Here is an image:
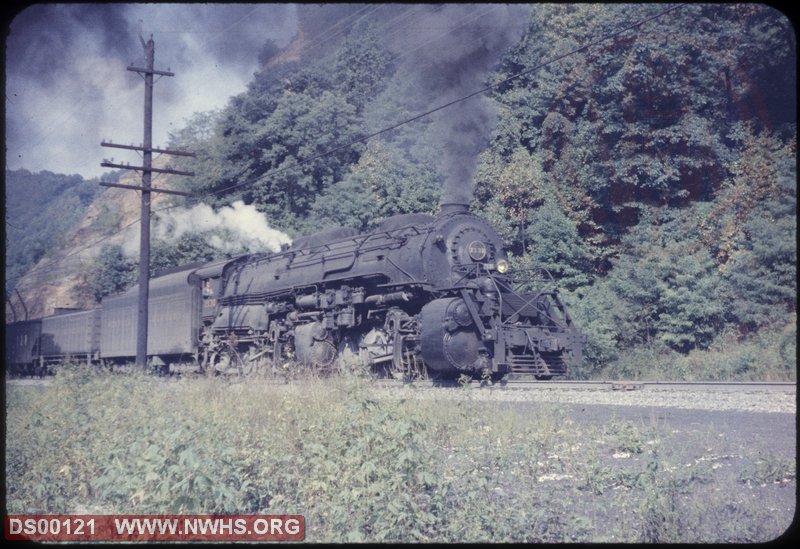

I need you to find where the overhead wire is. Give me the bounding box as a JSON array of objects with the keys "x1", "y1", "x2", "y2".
[
  {"x1": 12, "y1": 3, "x2": 686, "y2": 289},
  {"x1": 174, "y1": 5, "x2": 507, "y2": 202},
  {"x1": 186, "y1": 3, "x2": 687, "y2": 204},
  {"x1": 9, "y1": 5, "x2": 280, "y2": 183},
  {"x1": 385, "y1": 4, "x2": 500, "y2": 65},
  {"x1": 144, "y1": 4, "x2": 266, "y2": 35},
  {"x1": 297, "y1": 4, "x2": 383, "y2": 55},
  {"x1": 74, "y1": 3, "x2": 690, "y2": 252},
  {"x1": 11, "y1": 5, "x2": 391, "y2": 286},
  {"x1": 369, "y1": 4, "x2": 427, "y2": 41}
]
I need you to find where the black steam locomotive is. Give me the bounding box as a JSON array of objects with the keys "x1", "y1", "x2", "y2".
[{"x1": 6, "y1": 203, "x2": 582, "y2": 380}]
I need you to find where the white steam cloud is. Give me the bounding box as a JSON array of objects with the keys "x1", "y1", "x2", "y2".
[{"x1": 122, "y1": 201, "x2": 291, "y2": 257}]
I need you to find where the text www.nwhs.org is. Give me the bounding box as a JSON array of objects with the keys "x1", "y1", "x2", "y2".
[{"x1": 119, "y1": 517, "x2": 302, "y2": 536}]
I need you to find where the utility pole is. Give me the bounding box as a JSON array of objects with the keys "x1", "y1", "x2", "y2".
[{"x1": 100, "y1": 35, "x2": 195, "y2": 369}]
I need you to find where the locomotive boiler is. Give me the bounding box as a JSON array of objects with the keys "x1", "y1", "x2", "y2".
[{"x1": 200, "y1": 202, "x2": 582, "y2": 380}]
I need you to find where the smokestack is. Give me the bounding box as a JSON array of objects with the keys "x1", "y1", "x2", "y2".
[{"x1": 439, "y1": 201, "x2": 470, "y2": 216}]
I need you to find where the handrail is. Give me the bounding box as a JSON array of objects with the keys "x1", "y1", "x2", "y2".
[{"x1": 491, "y1": 270, "x2": 565, "y2": 327}]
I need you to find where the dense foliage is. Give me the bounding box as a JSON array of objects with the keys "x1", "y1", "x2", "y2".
[
  {"x1": 9, "y1": 4, "x2": 795, "y2": 378},
  {"x1": 88, "y1": 231, "x2": 251, "y2": 301},
  {"x1": 473, "y1": 4, "x2": 796, "y2": 376},
  {"x1": 87, "y1": 235, "x2": 221, "y2": 301}
]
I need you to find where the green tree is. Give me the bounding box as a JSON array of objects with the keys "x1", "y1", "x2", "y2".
[
  {"x1": 488, "y1": 3, "x2": 794, "y2": 243},
  {"x1": 5, "y1": 169, "x2": 104, "y2": 292},
  {"x1": 474, "y1": 147, "x2": 546, "y2": 255},
  {"x1": 516, "y1": 196, "x2": 593, "y2": 291},
  {"x1": 249, "y1": 90, "x2": 364, "y2": 231},
  {"x1": 303, "y1": 177, "x2": 375, "y2": 232},
  {"x1": 562, "y1": 281, "x2": 636, "y2": 376},
  {"x1": 88, "y1": 232, "x2": 231, "y2": 301},
  {"x1": 607, "y1": 206, "x2": 726, "y2": 352},
  {"x1": 331, "y1": 21, "x2": 391, "y2": 113},
  {"x1": 697, "y1": 128, "x2": 796, "y2": 331},
  {"x1": 166, "y1": 16, "x2": 400, "y2": 234},
  {"x1": 89, "y1": 245, "x2": 137, "y2": 300},
  {"x1": 722, "y1": 179, "x2": 797, "y2": 330},
  {"x1": 150, "y1": 233, "x2": 221, "y2": 276},
  {"x1": 351, "y1": 141, "x2": 439, "y2": 224}
]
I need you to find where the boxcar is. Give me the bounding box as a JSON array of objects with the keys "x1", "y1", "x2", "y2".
[
  {"x1": 100, "y1": 266, "x2": 201, "y2": 360},
  {"x1": 40, "y1": 308, "x2": 101, "y2": 363}
]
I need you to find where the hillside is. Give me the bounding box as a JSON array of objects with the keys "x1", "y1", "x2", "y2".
[
  {"x1": 5, "y1": 170, "x2": 101, "y2": 295},
  {"x1": 3, "y1": 5, "x2": 357, "y2": 322},
  {"x1": 6, "y1": 161, "x2": 173, "y2": 321},
  {"x1": 5, "y1": 4, "x2": 795, "y2": 379}
]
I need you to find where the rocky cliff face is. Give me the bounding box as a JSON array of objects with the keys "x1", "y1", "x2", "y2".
[{"x1": 6, "y1": 160, "x2": 173, "y2": 322}]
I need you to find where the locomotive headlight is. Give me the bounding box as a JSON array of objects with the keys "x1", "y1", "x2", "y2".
[
  {"x1": 495, "y1": 259, "x2": 509, "y2": 274},
  {"x1": 467, "y1": 240, "x2": 487, "y2": 261}
]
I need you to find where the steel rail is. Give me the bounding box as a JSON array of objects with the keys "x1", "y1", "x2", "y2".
[
  {"x1": 371, "y1": 378, "x2": 796, "y2": 392},
  {"x1": 7, "y1": 375, "x2": 795, "y2": 393}
]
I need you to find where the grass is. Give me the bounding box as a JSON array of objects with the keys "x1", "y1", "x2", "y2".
[{"x1": 5, "y1": 364, "x2": 795, "y2": 542}]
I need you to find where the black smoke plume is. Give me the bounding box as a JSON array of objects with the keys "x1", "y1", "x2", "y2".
[{"x1": 386, "y1": 4, "x2": 530, "y2": 206}]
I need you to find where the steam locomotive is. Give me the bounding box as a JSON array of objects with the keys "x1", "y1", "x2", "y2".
[{"x1": 6, "y1": 203, "x2": 582, "y2": 380}]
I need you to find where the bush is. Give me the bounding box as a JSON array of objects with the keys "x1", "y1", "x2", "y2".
[{"x1": 595, "y1": 316, "x2": 796, "y2": 381}]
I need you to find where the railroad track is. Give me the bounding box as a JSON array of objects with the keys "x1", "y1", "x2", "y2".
[
  {"x1": 373, "y1": 378, "x2": 797, "y2": 393},
  {"x1": 7, "y1": 376, "x2": 795, "y2": 394},
  {"x1": 9, "y1": 374, "x2": 792, "y2": 415}
]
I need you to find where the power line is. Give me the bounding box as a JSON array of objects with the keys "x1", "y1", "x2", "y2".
[
  {"x1": 12, "y1": 3, "x2": 687, "y2": 289},
  {"x1": 8, "y1": 214, "x2": 143, "y2": 284},
  {"x1": 298, "y1": 4, "x2": 383, "y2": 55},
  {"x1": 194, "y1": 3, "x2": 687, "y2": 202},
  {"x1": 99, "y1": 4, "x2": 692, "y2": 220},
  {"x1": 386, "y1": 4, "x2": 500, "y2": 65},
  {"x1": 371, "y1": 4, "x2": 427, "y2": 39},
  {"x1": 143, "y1": 5, "x2": 264, "y2": 35}
]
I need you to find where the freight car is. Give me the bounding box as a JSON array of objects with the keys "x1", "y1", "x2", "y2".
[
  {"x1": 4, "y1": 204, "x2": 583, "y2": 380},
  {"x1": 6, "y1": 319, "x2": 42, "y2": 376},
  {"x1": 40, "y1": 309, "x2": 101, "y2": 367}
]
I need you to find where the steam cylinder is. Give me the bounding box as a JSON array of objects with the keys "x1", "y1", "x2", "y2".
[{"x1": 419, "y1": 297, "x2": 484, "y2": 373}]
